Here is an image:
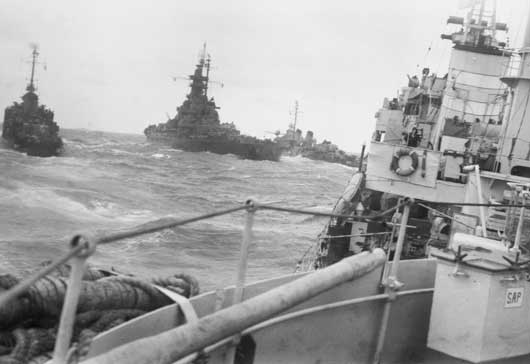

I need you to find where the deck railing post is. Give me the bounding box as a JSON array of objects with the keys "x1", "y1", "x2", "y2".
[
  {"x1": 52, "y1": 235, "x2": 96, "y2": 364},
  {"x1": 224, "y1": 200, "x2": 256, "y2": 364},
  {"x1": 474, "y1": 165, "x2": 488, "y2": 237},
  {"x1": 513, "y1": 190, "x2": 528, "y2": 252},
  {"x1": 372, "y1": 199, "x2": 411, "y2": 364},
  {"x1": 233, "y1": 201, "x2": 256, "y2": 303}
]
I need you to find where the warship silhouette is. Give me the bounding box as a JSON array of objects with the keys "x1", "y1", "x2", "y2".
[
  {"x1": 144, "y1": 46, "x2": 281, "y2": 162},
  {"x1": 274, "y1": 101, "x2": 359, "y2": 167},
  {"x1": 2, "y1": 46, "x2": 63, "y2": 157}
]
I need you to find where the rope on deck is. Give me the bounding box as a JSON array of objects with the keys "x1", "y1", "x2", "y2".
[{"x1": 0, "y1": 264, "x2": 199, "y2": 363}]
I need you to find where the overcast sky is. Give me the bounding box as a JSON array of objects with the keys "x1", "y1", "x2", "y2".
[{"x1": 0, "y1": 0, "x2": 528, "y2": 152}]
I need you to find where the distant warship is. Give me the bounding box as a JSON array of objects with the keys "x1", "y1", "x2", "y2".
[
  {"x1": 144, "y1": 46, "x2": 282, "y2": 162},
  {"x1": 2, "y1": 47, "x2": 63, "y2": 157},
  {"x1": 275, "y1": 101, "x2": 359, "y2": 167}
]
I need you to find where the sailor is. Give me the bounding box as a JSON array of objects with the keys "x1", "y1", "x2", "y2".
[
  {"x1": 389, "y1": 98, "x2": 399, "y2": 110},
  {"x1": 421, "y1": 68, "x2": 430, "y2": 88},
  {"x1": 407, "y1": 74, "x2": 420, "y2": 88},
  {"x1": 407, "y1": 127, "x2": 422, "y2": 147}
]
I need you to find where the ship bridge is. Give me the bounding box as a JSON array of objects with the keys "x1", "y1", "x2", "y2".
[{"x1": 366, "y1": 0, "x2": 525, "y2": 203}]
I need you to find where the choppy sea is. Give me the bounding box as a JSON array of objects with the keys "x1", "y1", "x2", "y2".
[{"x1": 0, "y1": 129, "x2": 354, "y2": 291}]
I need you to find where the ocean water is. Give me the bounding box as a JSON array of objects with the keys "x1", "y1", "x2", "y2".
[{"x1": 0, "y1": 129, "x2": 354, "y2": 291}]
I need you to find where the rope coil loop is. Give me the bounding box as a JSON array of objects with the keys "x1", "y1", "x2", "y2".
[
  {"x1": 245, "y1": 199, "x2": 257, "y2": 213},
  {"x1": 70, "y1": 234, "x2": 97, "y2": 259},
  {"x1": 390, "y1": 148, "x2": 419, "y2": 177}
]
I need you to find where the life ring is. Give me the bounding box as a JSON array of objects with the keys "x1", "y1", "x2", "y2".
[{"x1": 390, "y1": 149, "x2": 419, "y2": 177}]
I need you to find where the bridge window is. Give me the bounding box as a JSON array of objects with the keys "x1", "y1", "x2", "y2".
[{"x1": 511, "y1": 166, "x2": 530, "y2": 178}]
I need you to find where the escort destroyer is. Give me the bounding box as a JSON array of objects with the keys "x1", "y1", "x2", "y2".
[
  {"x1": 275, "y1": 101, "x2": 360, "y2": 167},
  {"x1": 2, "y1": 46, "x2": 63, "y2": 157}
]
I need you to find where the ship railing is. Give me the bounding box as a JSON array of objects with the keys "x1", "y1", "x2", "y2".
[{"x1": 0, "y1": 200, "x2": 391, "y2": 364}]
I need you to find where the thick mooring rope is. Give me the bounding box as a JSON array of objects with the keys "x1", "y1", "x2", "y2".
[{"x1": 0, "y1": 264, "x2": 199, "y2": 364}]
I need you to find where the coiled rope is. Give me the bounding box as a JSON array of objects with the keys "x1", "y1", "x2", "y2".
[{"x1": 0, "y1": 263, "x2": 199, "y2": 363}]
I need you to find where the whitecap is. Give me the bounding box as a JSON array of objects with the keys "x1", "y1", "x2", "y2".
[
  {"x1": 8, "y1": 184, "x2": 155, "y2": 224},
  {"x1": 110, "y1": 148, "x2": 141, "y2": 156},
  {"x1": 281, "y1": 155, "x2": 311, "y2": 163}
]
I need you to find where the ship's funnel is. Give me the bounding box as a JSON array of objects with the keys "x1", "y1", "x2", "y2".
[{"x1": 522, "y1": 10, "x2": 530, "y2": 49}]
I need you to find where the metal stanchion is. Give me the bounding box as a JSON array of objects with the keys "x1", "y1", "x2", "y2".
[
  {"x1": 52, "y1": 235, "x2": 95, "y2": 364},
  {"x1": 224, "y1": 201, "x2": 255, "y2": 364},
  {"x1": 372, "y1": 199, "x2": 411, "y2": 364}
]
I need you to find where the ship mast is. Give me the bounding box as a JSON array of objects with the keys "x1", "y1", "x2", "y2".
[
  {"x1": 205, "y1": 55, "x2": 211, "y2": 98},
  {"x1": 292, "y1": 100, "x2": 299, "y2": 132},
  {"x1": 181, "y1": 44, "x2": 223, "y2": 101},
  {"x1": 27, "y1": 46, "x2": 38, "y2": 93},
  {"x1": 201, "y1": 43, "x2": 211, "y2": 98}
]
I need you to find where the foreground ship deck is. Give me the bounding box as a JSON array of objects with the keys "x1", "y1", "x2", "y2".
[
  {"x1": 417, "y1": 350, "x2": 530, "y2": 364},
  {"x1": 2, "y1": 199, "x2": 530, "y2": 363}
]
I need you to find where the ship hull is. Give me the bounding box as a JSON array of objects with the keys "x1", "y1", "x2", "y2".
[
  {"x1": 300, "y1": 149, "x2": 357, "y2": 167},
  {"x1": 1, "y1": 135, "x2": 62, "y2": 157},
  {"x1": 279, "y1": 145, "x2": 358, "y2": 167},
  {"x1": 2, "y1": 94, "x2": 63, "y2": 157},
  {"x1": 146, "y1": 134, "x2": 282, "y2": 162}
]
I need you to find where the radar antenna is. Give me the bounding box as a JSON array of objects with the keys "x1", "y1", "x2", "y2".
[
  {"x1": 442, "y1": 0, "x2": 507, "y2": 50},
  {"x1": 172, "y1": 43, "x2": 224, "y2": 98}
]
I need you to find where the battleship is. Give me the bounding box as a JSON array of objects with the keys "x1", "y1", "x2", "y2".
[
  {"x1": 5, "y1": 2, "x2": 530, "y2": 364},
  {"x1": 2, "y1": 47, "x2": 63, "y2": 157},
  {"x1": 144, "y1": 47, "x2": 282, "y2": 162},
  {"x1": 275, "y1": 101, "x2": 359, "y2": 167}
]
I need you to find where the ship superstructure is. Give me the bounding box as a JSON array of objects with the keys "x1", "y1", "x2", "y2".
[
  {"x1": 2, "y1": 46, "x2": 63, "y2": 157},
  {"x1": 304, "y1": 0, "x2": 530, "y2": 269}
]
